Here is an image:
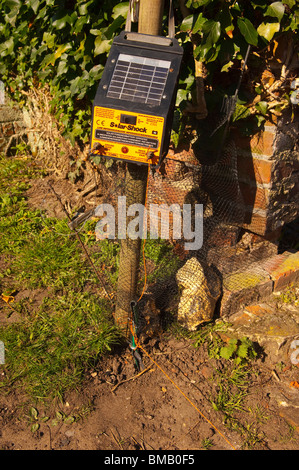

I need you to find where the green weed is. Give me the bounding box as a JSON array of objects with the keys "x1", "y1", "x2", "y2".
[
  {"x1": 219, "y1": 337, "x2": 257, "y2": 364},
  {"x1": 0, "y1": 291, "x2": 121, "y2": 401}
]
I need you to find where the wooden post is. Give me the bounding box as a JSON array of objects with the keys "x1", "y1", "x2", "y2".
[
  {"x1": 114, "y1": 0, "x2": 165, "y2": 337},
  {"x1": 138, "y1": 0, "x2": 165, "y2": 35}
]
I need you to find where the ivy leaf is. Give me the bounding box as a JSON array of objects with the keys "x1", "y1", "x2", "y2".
[
  {"x1": 0, "y1": 37, "x2": 14, "y2": 57},
  {"x1": 5, "y1": 0, "x2": 21, "y2": 12},
  {"x1": 257, "y1": 22, "x2": 280, "y2": 41},
  {"x1": 94, "y1": 36, "x2": 111, "y2": 56},
  {"x1": 52, "y1": 12, "x2": 71, "y2": 30},
  {"x1": 78, "y1": 0, "x2": 93, "y2": 15},
  {"x1": 180, "y1": 15, "x2": 194, "y2": 32},
  {"x1": 56, "y1": 59, "x2": 68, "y2": 77},
  {"x1": 73, "y1": 16, "x2": 87, "y2": 34},
  {"x1": 283, "y1": 0, "x2": 295, "y2": 7},
  {"x1": 237, "y1": 17, "x2": 258, "y2": 46},
  {"x1": 192, "y1": 13, "x2": 206, "y2": 34},
  {"x1": 186, "y1": 0, "x2": 213, "y2": 6},
  {"x1": 89, "y1": 64, "x2": 104, "y2": 81},
  {"x1": 176, "y1": 88, "x2": 189, "y2": 106},
  {"x1": 112, "y1": 2, "x2": 129, "y2": 20},
  {"x1": 54, "y1": 44, "x2": 71, "y2": 60},
  {"x1": 232, "y1": 103, "x2": 251, "y2": 121},
  {"x1": 265, "y1": 2, "x2": 285, "y2": 22},
  {"x1": 29, "y1": 0, "x2": 40, "y2": 14},
  {"x1": 105, "y1": 16, "x2": 125, "y2": 39},
  {"x1": 202, "y1": 20, "x2": 221, "y2": 46},
  {"x1": 43, "y1": 32, "x2": 55, "y2": 48},
  {"x1": 255, "y1": 100, "x2": 268, "y2": 115},
  {"x1": 221, "y1": 61, "x2": 234, "y2": 72}
]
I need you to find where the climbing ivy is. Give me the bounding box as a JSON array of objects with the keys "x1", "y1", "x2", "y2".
[
  {"x1": 177, "y1": 0, "x2": 298, "y2": 135},
  {"x1": 0, "y1": 0, "x2": 298, "y2": 147},
  {"x1": 0, "y1": 0, "x2": 129, "y2": 144}
]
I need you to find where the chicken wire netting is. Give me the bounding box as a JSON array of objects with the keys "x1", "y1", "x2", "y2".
[{"x1": 87, "y1": 96, "x2": 270, "y2": 341}]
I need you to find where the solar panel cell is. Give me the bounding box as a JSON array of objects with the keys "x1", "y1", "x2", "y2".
[{"x1": 107, "y1": 54, "x2": 170, "y2": 105}]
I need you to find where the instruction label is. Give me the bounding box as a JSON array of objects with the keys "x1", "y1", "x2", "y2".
[{"x1": 91, "y1": 106, "x2": 164, "y2": 165}]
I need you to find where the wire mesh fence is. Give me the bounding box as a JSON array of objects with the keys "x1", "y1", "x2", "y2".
[{"x1": 87, "y1": 99, "x2": 270, "y2": 341}]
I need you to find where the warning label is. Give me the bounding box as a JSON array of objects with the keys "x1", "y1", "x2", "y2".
[
  {"x1": 91, "y1": 106, "x2": 164, "y2": 165},
  {"x1": 95, "y1": 130, "x2": 159, "y2": 149}
]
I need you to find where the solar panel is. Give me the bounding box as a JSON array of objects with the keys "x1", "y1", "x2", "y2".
[{"x1": 107, "y1": 54, "x2": 171, "y2": 105}]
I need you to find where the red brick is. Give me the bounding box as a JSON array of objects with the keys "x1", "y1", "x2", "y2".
[
  {"x1": 239, "y1": 181, "x2": 269, "y2": 211},
  {"x1": 237, "y1": 155, "x2": 274, "y2": 185},
  {"x1": 243, "y1": 211, "x2": 269, "y2": 236},
  {"x1": 250, "y1": 130, "x2": 276, "y2": 156},
  {"x1": 234, "y1": 126, "x2": 276, "y2": 157},
  {"x1": 262, "y1": 252, "x2": 299, "y2": 291}
]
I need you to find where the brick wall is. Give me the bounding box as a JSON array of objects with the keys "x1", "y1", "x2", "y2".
[
  {"x1": 234, "y1": 113, "x2": 299, "y2": 237},
  {"x1": 148, "y1": 110, "x2": 299, "y2": 242}
]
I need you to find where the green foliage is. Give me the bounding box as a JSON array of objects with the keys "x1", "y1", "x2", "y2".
[
  {"x1": 0, "y1": 0, "x2": 129, "y2": 144},
  {"x1": 193, "y1": 322, "x2": 257, "y2": 365},
  {"x1": 220, "y1": 337, "x2": 257, "y2": 364},
  {"x1": 175, "y1": 0, "x2": 299, "y2": 133},
  {"x1": 181, "y1": 0, "x2": 298, "y2": 60},
  {"x1": 0, "y1": 0, "x2": 297, "y2": 148}
]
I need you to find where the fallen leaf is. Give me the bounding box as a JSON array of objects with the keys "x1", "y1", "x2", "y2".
[
  {"x1": 1, "y1": 293, "x2": 14, "y2": 304},
  {"x1": 289, "y1": 381, "x2": 299, "y2": 389}
]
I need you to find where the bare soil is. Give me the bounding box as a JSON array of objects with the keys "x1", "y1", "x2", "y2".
[
  {"x1": 1, "y1": 334, "x2": 299, "y2": 452},
  {"x1": 1, "y1": 173, "x2": 299, "y2": 452}
]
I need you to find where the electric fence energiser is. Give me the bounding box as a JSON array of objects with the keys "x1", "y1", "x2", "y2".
[{"x1": 90, "y1": 30, "x2": 183, "y2": 168}]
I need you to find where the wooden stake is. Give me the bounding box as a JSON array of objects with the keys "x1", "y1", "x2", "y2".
[{"x1": 114, "y1": 0, "x2": 165, "y2": 337}]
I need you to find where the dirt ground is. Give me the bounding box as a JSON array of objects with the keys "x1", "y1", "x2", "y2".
[
  {"x1": 1, "y1": 173, "x2": 299, "y2": 452},
  {"x1": 1, "y1": 333, "x2": 299, "y2": 452}
]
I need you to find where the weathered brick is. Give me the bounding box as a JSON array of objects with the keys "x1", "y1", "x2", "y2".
[
  {"x1": 237, "y1": 154, "x2": 274, "y2": 185},
  {"x1": 239, "y1": 181, "x2": 270, "y2": 211},
  {"x1": 220, "y1": 267, "x2": 273, "y2": 317},
  {"x1": 262, "y1": 251, "x2": 299, "y2": 291},
  {"x1": 233, "y1": 125, "x2": 276, "y2": 158},
  {"x1": 220, "y1": 279, "x2": 273, "y2": 318}
]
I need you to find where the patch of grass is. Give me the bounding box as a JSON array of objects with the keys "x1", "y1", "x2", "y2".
[
  {"x1": 211, "y1": 363, "x2": 251, "y2": 416},
  {"x1": 0, "y1": 291, "x2": 121, "y2": 401},
  {"x1": 0, "y1": 211, "x2": 95, "y2": 293},
  {"x1": 0, "y1": 153, "x2": 122, "y2": 403},
  {"x1": 201, "y1": 437, "x2": 214, "y2": 450}
]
